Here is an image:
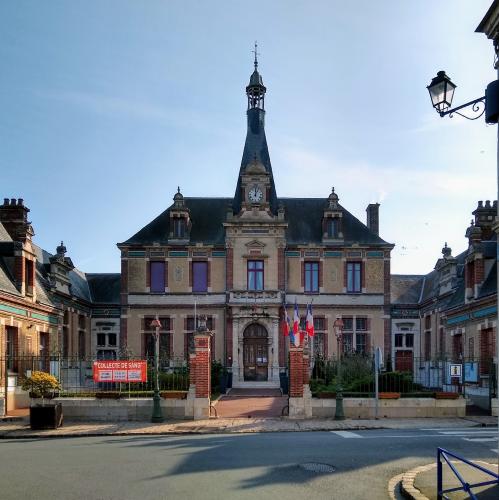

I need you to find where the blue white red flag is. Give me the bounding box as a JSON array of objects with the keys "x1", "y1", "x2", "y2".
[
  {"x1": 306, "y1": 303, "x2": 315, "y2": 337},
  {"x1": 293, "y1": 302, "x2": 300, "y2": 347},
  {"x1": 283, "y1": 305, "x2": 290, "y2": 337}
]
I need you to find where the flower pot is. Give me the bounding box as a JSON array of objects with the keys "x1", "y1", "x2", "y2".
[
  {"x1": 317, "y1": 391, "x2": 336, "y2": 399},
  {"x1": 434, "y1": 391, "x2": 459, "y2": 400},
  {"x1": 96, "y1": 392, "x2": 122, "y2": 399},
  {"x1": 379, "y1": 392, "x2": 400, "y2": 399},
  {"x1": 160, "y1": 391, "x2": 187, "y2": 399},
  {"x1": 30, "y1": 402, "x2": 63, "y2": 430}
]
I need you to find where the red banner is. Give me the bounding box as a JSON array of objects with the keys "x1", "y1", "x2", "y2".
[{"x1": 92, "y1": 360, "x2": 147, "y2": 383}]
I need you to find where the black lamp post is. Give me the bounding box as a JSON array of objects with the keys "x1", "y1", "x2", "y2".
[
  {"x1": 333, "y1": 317, "x2": 345, "y2": 421},
  {"x1": 150, "y1": 316, "x2": 164, "y2": 423}
]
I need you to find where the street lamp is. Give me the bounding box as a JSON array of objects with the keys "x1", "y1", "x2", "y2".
[
  {"x1": 427, "y1": 70, "x2": 499, "y2": 121},
  {"x1": 333, "y1": 317, "x2": 345, "y2": 421},
  {"x1": 150, "y1": 316, "x2": 164, "y2": 423}
]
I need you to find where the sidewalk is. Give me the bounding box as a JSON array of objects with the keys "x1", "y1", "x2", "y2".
[{"x1": 0, "y1": 415, "x2": 496, "y2": 439}]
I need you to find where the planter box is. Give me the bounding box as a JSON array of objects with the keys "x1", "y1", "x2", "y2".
[
  {"x1": 30, "y1": 403, "x2": 63, "y2": 430},
  {"x1": 379, "y1": 392, "x2": 401, "y2": 399},
  {"x1": 317, "y1": 392, "x2": 336, "y2": 399},
  {"x1": 96, "y1": 392, "x2": 122, "y2": 400},
  {"x1": 161, "y1": 391, "x2": 187, "y2": 400},
  {"x1": 434, "y1": 392, "x2": 459, "y2": 400}
]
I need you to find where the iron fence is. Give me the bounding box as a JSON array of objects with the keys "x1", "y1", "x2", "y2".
[
  {"x1": 0, "y1": 355, "x2": 190, "y2": 396},
  {"x1": 310, "y1": 354, "x2": 497, "y2": 397}
]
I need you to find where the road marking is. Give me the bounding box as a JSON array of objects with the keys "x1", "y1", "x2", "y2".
[
  {"x1": 421, "y1": 427, "x2": 498, "y2": 431},
  {"x1": 438, "y1": 430, "x2": 496, "y2": 435},
  {"x1": 462, "y1": 438, "x2": 497, "y2": 442},
  {"x1": 331, "y1": 431, "x2": 363, "y2": 438}
]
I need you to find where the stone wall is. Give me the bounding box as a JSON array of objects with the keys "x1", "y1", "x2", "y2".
[
  {"x1": 54, "y1": 397, "x2": 191, "y2": 421},
  {"x1": 311, "y1": 397, "x2": 466, "y2": 418}
]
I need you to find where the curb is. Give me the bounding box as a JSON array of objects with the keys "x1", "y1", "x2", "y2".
[
  {"x1": 0, "y1": 424, "x2": 389, "y2": 439},
  {"x1": 400, "y1": 463, "x2": 434, "y2": 500},
  {"x1": 400, "y1": 460, "x2": 499, "y2": 500}
]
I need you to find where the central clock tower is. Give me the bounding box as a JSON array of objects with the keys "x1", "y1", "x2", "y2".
[{"x1": 232, "y1": 48, "x2": 278, "y2": 217}]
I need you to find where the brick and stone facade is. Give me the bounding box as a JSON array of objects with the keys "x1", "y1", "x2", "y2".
[{"x1": 117, "y1": 59, "x2": 394, "y2": 388}]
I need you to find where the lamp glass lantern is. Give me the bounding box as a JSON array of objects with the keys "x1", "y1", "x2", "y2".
[{"x1": 427, "y1": 71, "x2": 456, "y2": 113}]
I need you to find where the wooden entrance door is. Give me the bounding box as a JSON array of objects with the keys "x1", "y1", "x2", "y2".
[
  {"x1": 395, "y1": 350, "x2": 413, "y2": 372},
  {"x1": 243, "y1": 323, "x2": 268, "y2": 381}
]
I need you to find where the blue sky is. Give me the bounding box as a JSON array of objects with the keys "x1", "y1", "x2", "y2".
[{"x1": 1, "y1": 1, "x2": 497, "y2": 274}]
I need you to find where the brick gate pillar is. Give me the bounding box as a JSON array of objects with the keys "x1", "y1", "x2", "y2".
[
  {"x1": 289, "y1": 346, "x2": 304, "y2": 397},
  {"x1": 186, "y1": 316, "x2": 212, "y2": 420},
  {"x1": 194, "y1": 331, "x2": 211, "y2": 399}
]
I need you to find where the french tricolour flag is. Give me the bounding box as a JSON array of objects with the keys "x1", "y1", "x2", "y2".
[
  {"x1": 283, "y1": 305, "x2": 290, "y2": 337},
  {"x1": 306, "y1": 303, "x2": 315, "y2": 337},
  {"x1": 293, "y1": 302, "x2": 300, "y2": 347}
]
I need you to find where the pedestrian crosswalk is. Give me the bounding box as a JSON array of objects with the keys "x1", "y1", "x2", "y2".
[
  {"x1": 330, "y1": 427, "x2": 498, "y2": 454},
  {"x1": 331, "y1": 431, "x2": 363, "y2": 438}
]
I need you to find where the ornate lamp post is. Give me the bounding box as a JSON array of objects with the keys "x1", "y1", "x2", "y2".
[
  {"x1": 333, "y1": 317, "x2": 345, "y2": 421},
  {"x1": 150, "y1": 316, "x2": 164, "y2": 423}
]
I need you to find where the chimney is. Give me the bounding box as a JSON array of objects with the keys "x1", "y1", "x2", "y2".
[
  {"x1": 366, "y1": 203, "x2": 380, "y2": 236},
  {"x1": 472, "y1": 199, "x2": 497, "y2": 240},
  {"x1": 0, "y1": 198, "x2": 31, "y2": 242}
]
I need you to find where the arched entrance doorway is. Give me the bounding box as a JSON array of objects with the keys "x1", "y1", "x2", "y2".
[{"x1": 243, "y1": 323, "x2": 268, "y2": 381}]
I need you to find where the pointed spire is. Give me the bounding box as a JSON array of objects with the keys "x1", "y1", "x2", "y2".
[{"x1": 252, "y1": 41, "x2": 259, "y2": 70}]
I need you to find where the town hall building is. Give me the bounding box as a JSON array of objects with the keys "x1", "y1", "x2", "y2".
[{"x1": 117, "y1": 57, "x2": 394, "y2": 387}]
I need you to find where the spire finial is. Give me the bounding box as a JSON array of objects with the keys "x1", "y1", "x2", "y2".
[
  {"x1": 177, "y1": 186, "x2": 180, "y2": 194},
  {"x1": 252, "y1": 41, "x2": 259, "y2": 69}
]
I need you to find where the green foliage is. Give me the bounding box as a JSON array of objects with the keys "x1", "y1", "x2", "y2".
[
  {"x1": 21, "y1": 371, "x2": 61, "y2": 398},
  {"x1": 211, "y1": 360, "x2": 227, "y2": 394}
]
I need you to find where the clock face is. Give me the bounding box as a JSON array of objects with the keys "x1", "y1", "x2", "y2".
[{"x1": 248, "y1": 186, "x2": 263, "y2": 203}]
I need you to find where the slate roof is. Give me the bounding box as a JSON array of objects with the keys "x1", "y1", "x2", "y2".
[
  {"x1": 0, "y1": 221, "x2": 12, "y2": 242},
  {"x1": 391, "y1": 275, "x2": 424, "y2": 304},
  {"x1": 87, "y1": 273, "x2": 120, "y2": 304},
  {"x1": 121, "y1": 197, "x2": 392, "y2": 247},
  {"x1": 478, "y1": 261, "x2": 496, "y2": 299},
  {"x1": 233, "y1": 107, "x2": 278, "y2": 215},
  {"x1": 0, "y1": 257, "x2": 20, "y2": 296}
]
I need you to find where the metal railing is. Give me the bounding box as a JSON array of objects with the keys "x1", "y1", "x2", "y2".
[
  {"x1": 1, "y1": 355, "x2": 190, "y2": 396},
  {"x1": 437, "y1": 448, "x2": 499, "y2": 500},
  {"x1": 310, "y1": 355, "x2": 496, "y2": 397}
]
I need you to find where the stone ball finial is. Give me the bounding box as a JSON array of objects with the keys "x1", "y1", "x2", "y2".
[
  {"x1": 56, "y1": 240, "x2": 67, "y2": 257},
  {"x1": 442, "y1": 242, "x2": 452, "y2": 258},
  {"x1": 173, "y1": 186, "x2": 183, "y2": 201}
]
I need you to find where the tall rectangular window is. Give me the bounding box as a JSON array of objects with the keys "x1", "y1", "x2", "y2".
[
  {"x1": 356, "y1": 333, "x2": 367, "y2": 354},
  {"x1": 6, "y1": 327, "x2": 18, "y2": 372},
  {"x1": 173, "y1": 218, "x2": 186, "y2": 238},
  {"x1": 247, "y1": 260, "x2": 264, "y2": 291},
  {"x1": 346, "y1": 262, "x2": 361, "y2": 293},
  {"x1": 192, "y1": 261, "x2": 208, "y2": 293},
  {"x1": 395, "y1": 334, "x2": 403, "y2": 347},
  {"x1": 327, "y1": 218, "x2": 338, "y2": 238},
  {"x1": 405, "y1": 334, "x2": 414, "y2": 348},
  {"x1": 150, "y1": 261, "x2": 165, "y2": 293},
  {"x1": 304, "y1": 262, "x2": 319, "y2": 293},
  {"x1": 25, "y1": 259, "x2": 34, "y2": 295}
]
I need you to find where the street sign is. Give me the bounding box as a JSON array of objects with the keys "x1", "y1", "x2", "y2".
[
  {"x1": 449, "y1": 364, "x2": 462, "y2": 378},
  {"x1": 93, "y1": 360, "x2": 147, "y2": 383}
]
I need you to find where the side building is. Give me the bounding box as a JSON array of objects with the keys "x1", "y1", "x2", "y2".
[
  {"x1": 0, "y1": 198, "x2": 120, "y2": 415},
  {"x1": 391, "y1": 200, "x2": 497, "y2": 408}
]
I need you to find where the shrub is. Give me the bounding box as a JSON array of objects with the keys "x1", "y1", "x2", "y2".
[{"x1": 21, "y1": 371, "x2": 61, "y2": 400}]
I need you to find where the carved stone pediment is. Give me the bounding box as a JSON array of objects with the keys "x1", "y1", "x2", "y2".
[{"x1": 245, "y1": 239, "x2": 266, "y2": 249}]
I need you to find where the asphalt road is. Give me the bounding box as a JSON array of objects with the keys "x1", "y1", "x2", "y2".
[{"x1": 1, "y1": 427, "x2": 497, "y2": 500}]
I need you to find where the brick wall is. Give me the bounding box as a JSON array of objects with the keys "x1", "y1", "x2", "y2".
[
  {"x1": 194, "y1": 334, "x2": 211, "y2": 398},
  {"x1": 289, "y1": 347, "x2": 304, "y2": 397}
]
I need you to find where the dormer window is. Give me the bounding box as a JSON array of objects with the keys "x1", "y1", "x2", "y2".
[
  {"x1": 327, "y1": 218, "x2": 339, "y2": 238},
  {"x1": 173, "y1": 218, "x2": 186, "y2": 238}
]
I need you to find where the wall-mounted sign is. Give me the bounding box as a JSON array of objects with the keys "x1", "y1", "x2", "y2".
[
  {"x1": 93, "y1": 360, "x2": 147, "y2": 383},
  {"x1": 449, "y1": 364, "x2": 462, "y2": 378}
]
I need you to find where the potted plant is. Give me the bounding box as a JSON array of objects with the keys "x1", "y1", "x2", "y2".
[{"x1": 21, "y1": 371, "x2": 63, "y2": 430}]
